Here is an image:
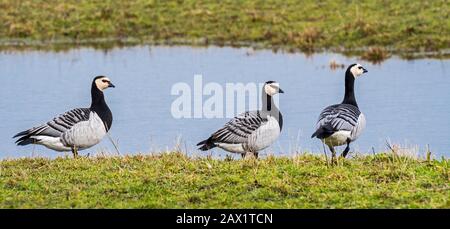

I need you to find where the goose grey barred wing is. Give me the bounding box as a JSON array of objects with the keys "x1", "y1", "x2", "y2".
[
  {"x1": 197, "y1": 111, "x2": 268, "y2": 151},
  {"x1": 14, "y1": 108, "x2": 91, "y2": 145},
  {"x1": 311, "y1": 104, "x2": 361, "y2": 139},
  {"x1": 211, "y1": 111, "x2": 268, "y2": 144},
  {"x1": 45, "y1": 108, "x2": 92, "y2": 135}
]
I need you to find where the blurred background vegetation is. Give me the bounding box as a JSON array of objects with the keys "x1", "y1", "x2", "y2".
[{"x1": 0, "y1": 0, "x2": 448, "y2": 58}]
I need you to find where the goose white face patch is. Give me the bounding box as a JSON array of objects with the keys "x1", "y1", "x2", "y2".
[
  {"x1": 95, "y1": 77, "x2": 112, "y2": 91},
  {"x1": 350, "y1": 63, "x2": 365, "y2": 78},
  {"x1": 264, "y1": 82, "x2": 280, "y2": 96}
]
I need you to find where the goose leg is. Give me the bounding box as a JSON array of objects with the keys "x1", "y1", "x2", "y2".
[
  {"x1": 341, "y1": 141, "x2": 351, "y2": 158},
  {"x1": 328, "y1": 145, "x2": 337, "y2": 164},
  {"x1": 71, "y1": 147, "x2": 78, "y2": 158}
]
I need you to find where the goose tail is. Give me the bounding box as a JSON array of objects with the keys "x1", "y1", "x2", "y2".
[
  {"x1": 13, "y1": 128, "x2": 41, "y2": 146},
  {"x1": 13, "y1": 130, "x2": 34, "y2": 146},
  {"x1": 311, "y1": 125, "x2": 334, "y2": 139},
  {"x1": 311, "y1": 130, "x2": 319, "y2": 138},
  {"x1": 197, "y1": 137, "x2": 216, "y2": 151}
]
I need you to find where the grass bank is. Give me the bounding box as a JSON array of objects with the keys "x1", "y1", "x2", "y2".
[
  {"x1": 1, "y1": 0, "x2": 449, "y2": 60},
  {"x1": 0, "y1": 153, "x2": 448, "y2": 208}
]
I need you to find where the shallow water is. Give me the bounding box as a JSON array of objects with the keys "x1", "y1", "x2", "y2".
[{"x1": 0, "y1": 46, "x2": 449, "y2": 158}]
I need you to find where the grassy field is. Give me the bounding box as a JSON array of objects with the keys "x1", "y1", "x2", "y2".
[
  {"x1": 0, "y1": 152, "x2": 448, "y2": 208},
  {"x1": 1, "y1": 0, "x2": 449, "y2": 60}
]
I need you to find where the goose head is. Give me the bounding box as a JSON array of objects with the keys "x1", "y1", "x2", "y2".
[
  {"x1": 264, "y1": 81, "x2": 284, "y2": 96},
  {"x1": 94, "y1": 76, "x2": 115, "y2": 91},
  {"x1": 347, "y1": 63, "x2": 368, "y2": 78}
]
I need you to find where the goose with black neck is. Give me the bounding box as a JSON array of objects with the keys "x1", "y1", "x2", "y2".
[
  {"x1": 311, "y1": 63, "x2": 368, "y2": 163},
  {"x1": 197, "y1": 81, "x2": 284, "y2": 158},
  {"x1": 14, "y1": 76, "x2": 115, "y2": 158}
]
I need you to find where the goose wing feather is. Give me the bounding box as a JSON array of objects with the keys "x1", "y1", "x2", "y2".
[
  {"x1": 14, "y1": 108, "x2": 91, "y2": 143},
  {"x1": 210, "y1": 111, "x2": 268, "y2": 144},
  {"x1": 313, "y1": 104, "x2": 361, "y2": 138}
]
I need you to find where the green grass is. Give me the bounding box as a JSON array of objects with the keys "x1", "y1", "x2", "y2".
[
  {"x1": 0, "y1": 152, "x2": 448, "y2": 208},
  {"x1": 1, "y1": 0, "x2": 449, "y2": 59}
]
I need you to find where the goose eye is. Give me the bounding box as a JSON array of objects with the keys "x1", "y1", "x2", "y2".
[
  {"x1": 358, "y1": 66, "x2": 363, "y2": 69},
  {"x1": 102, "y1": 79, "x2": 108, "y2": 83}
]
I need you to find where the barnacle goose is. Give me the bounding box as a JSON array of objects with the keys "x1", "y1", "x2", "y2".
[
  {"x1": 13, "y1": 76, "x2": 115, "y2": 158},
  {"x1": 311, "y1": 63, "x2": 368, "y2": 162},
  {"x1": 197, "y1": 81, "x2": 284, "y2": 158}
]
